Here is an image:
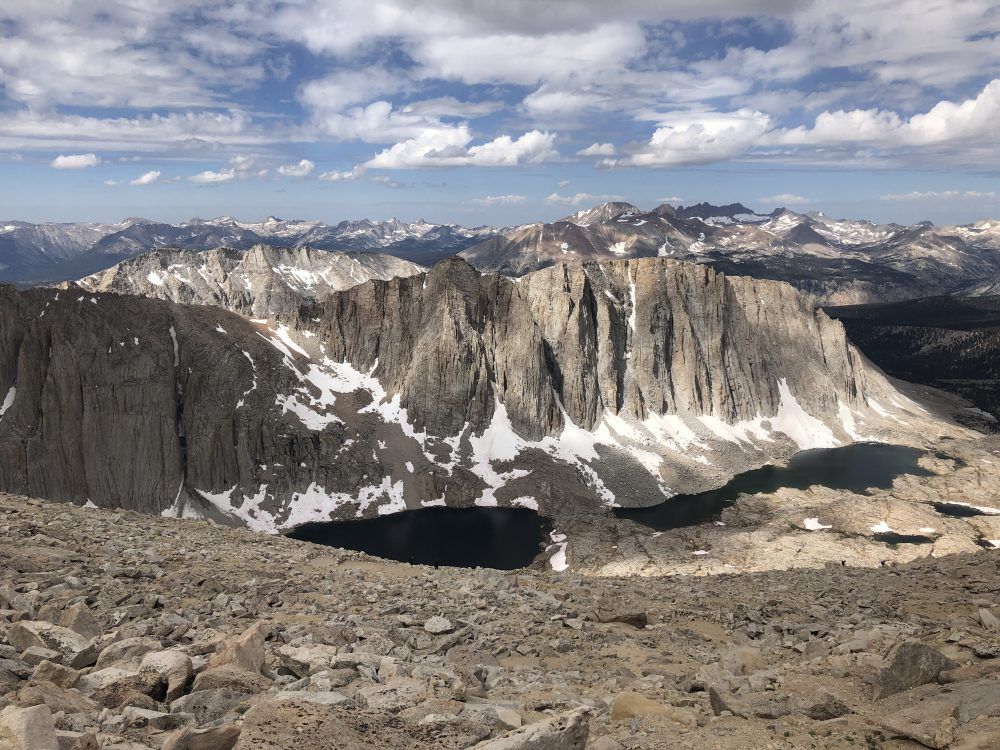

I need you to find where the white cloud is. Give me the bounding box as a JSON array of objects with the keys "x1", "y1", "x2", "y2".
[
  {"x1": 130, "y1": 169, "x2": 161, "y2": 186},
  {"x1": 413, "y1": 22, "x2": 645, "y2": 86},
  {"x1": 557, "y1": 179, "x2": 571, "y2": 188},
  {"x1": 277, "y1": 159, "x2": 315, "y2": 177},
  {"x1": 881, "y1": 190, "x2": 997, "y2": 201},
  {"x1": 319, "y1": 165, "x2": 367, "y2": 181},
  {"x1": 759, "y1": 193, "x2": 810, "y2": 205},
  {"x1": 546, "y1": 191, "x2": 624, "y2": 206},
  {"x1": 50, "y1": 153, "x2": 100, "y2": 169},
  {"x1": 657, "y1": 195, "x2": 684, "y2": 203},
  {"x1": 577, "y1": 142, "x2": 616, "y2": 157},
  {"x1": 189, "y1": 167, "x2": 236, "y2": 184},
  {"x1": 365, "y1": 128, "x2": 558, "y2": 169},
  {"x1": 775, "y1": 80, "x2": 1000, "y2": 149},
  {"x1": 616, "y1": 109, "x2": 773, "y2": 167},
  {"x1": 0, "y1": 110, "x2": 259, "y2": 153},
  {"x1": 471, "y1": 194, "x2": 527, "y2": 206}
]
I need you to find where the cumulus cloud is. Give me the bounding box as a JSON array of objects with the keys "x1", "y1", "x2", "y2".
[
  {"x1": 615, "y1": 109, "x2": 773, "y2": 167},
  {"x1": 759, "y1": 193, "x2": 811, "y2": 205},
  {"x1": 319, "y1": 165, "x2": 367, "y2": 181},
  {"x1": 189, "y1": 168, "x2": 236, "y2": 184},
  {"x1": 471, "y1": 194, "x2": 527, "y2": 206},
  {"x1": 130, "y1": 170, "x2": 161, "y2": 186},
  {"x1": 51, "y1": 153, "x2": 100, "y2": 169},
  {"x1": 546, "y1": 192, "x2": 624, "y2": 206},
  {"x1": 277, "y1": 159, "x2": 315, "y2": 177},
  {"x1": 577, "y1": 142, "x2": 616, "y2": 157},
  {"x1": 365, "y1": 128, "x2": 558, "y2": 169}
]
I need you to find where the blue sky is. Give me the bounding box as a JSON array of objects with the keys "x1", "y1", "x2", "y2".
[{"x1": 1, "y1": 0, "x2": 999, "y2": 226}]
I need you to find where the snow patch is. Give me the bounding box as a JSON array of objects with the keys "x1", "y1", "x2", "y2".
[
  {"x1": 0, "y1": 387, "x2": 15, "y2": 419},
  {"x1": 803, "y1": 517, "x2": 832, "y2": 531}
]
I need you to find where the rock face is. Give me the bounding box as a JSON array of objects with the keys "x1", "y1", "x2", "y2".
[
  {"x1": 0, "y1": 257, "x2": 936, "y2": 533},
  {"x1": 72, "y1": 245, "x2": 425, "y2": 319}
]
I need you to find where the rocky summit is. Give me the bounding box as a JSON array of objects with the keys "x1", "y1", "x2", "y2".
[{"x1": 1, "y1": 492, "x2": 999, "y2": 750}]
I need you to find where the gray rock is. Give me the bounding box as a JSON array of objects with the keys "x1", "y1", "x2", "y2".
[
  {"x1": 161, "y1": 724, "x2": 241, "y2": 750},
  {"x1": 873, "y1": 640, "x2": 959, "y2": 700},
  {"x1": 424, "y1": 616, "x2": 453, "y2": 635},
  {"x1": 468, "y1": 707, "x2": 590, "y2": 749},
  {"x1": 0, "y1": 704, "x2": 59, "y2": 750}
]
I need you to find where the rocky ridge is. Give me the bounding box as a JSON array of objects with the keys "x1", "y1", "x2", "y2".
[
  {"x1": 0, "y1": 257, "x2": 948, "y2": 548},
  {"x1": 459, "y1": 203, "x2": 1000, "y2": 305},
  {"x1": 1, "y1": 492, "x2": 999, "y2": 749},
  {"x1": 0, "y1": 216, "x2": 497, "y2": 284},
  {"x1": 71, "y1": 245, "x2": 425, "y2": 319}
]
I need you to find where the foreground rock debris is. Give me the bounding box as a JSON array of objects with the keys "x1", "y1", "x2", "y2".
[{"x1": 1, "y1": 493, "x2": 999, "y2": 748}]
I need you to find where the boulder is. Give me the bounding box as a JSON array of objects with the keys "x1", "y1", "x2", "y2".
[
  {"x1": 60, "y1": 603, "x2": 103, "y2": 640},
  {"x1": 7, "y1": 621, "x2": 90, "y2": 657},
  {"x1": 208, "y1": 622, "x2": 268, "y2": 675},
  {"x1": 610, "y1": 692, "x2": 697, "y2": 726},
  {"x1": 0, "y1": 704, "x2": 59, "y2": 750},
  {"x1": 357, "y1": 677, "x2": 428, "y2": 712},
  {"x1": 468, "y1": 707, "x2": 590, "y2": 749},
  {"x1": 94, "y1": 637, "x2": 161, "y2": 671},
  {"x1": 139, "y1": 649, "x2": 192, "y2": 702},
  {"x1": 32, "y1": 659, "x2": 79, "y2": 688},
  {"x1": 192, "y1": 664, "x2": 272, "y2": 694},
  {"x1": 873, "y1": 641, "x2": 959, "y2": 700},
  {"x1": 170, "y1": 687, "x2": 251, "y2": 724},
  {"x1": 424, "y1": 616, "x2": 453, "y2": 635},
  {"x1": 162, "y1": 725, "x2": 241, "y2": 750},
  {"x1": 14, "y1": 681, "x2": 99, "y2": 714},
  {"x1": 276, "y1": 644, "x2": 339, "y2": 678}
]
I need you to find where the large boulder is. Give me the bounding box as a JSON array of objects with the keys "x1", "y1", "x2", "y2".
[
  {"x1": 162, "y1": 724, "x2": 241, "y2": 750},
  {"x1": 139, "y1": 650, "x2": 193, "y2": 702},
  {"x1": 60, "y1": 602, "x2": 103, "y2": 640},
  {"x1": 0, "y1": 704, "x2": 59, "y2": 750},
  {"x1": 94, "y1": 637, "x2": 162, "y2": 671},
  {"x1": 8, "y1": 621, "x2": 90, "y2": 657},
  {"x1": 468, "y1": 707, "x2": 591, "y2": 750},
  {"x1": 873, "y1": 641, "x2": 959, "y2": 700},
  {"x1": 192, "y1": 664, "x2": 272, "y2": 694},
  {"x1": 208, "y1": 622, "x2": 268, "y2": 675}
]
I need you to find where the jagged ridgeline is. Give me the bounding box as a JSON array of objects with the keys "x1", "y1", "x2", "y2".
[{"x1": 0, "y1": 257, "x2": 930, "y2": 532}]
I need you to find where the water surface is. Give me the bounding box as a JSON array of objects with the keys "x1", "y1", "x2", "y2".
[
  {"x1": 614, "y1": 443, "x2": 930, "y2": 531},
  {"x1": 287, "y1": 506, "x2": 548, "y2": 570}
]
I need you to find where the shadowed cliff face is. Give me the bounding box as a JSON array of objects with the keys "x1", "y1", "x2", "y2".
[{"x1": 0, "y1": 258, "x2": 935, "y2": 531}]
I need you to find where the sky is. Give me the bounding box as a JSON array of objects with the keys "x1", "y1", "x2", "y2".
[{"x1": 1, "y1": 0, "x2": 999, "y2": 227}]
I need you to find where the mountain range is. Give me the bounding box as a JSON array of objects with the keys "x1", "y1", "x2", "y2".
[
  {"x1": 0, "y1": 215, "x2": 496, "y2": 284},
  {"x1": 461, "y1": 202, "x2": 1000, "y2": 305},
  {"x1": 5, "y1": 203, "x2": 1000, "y2": 306},
  {"x1": 0, "y1": 256, "x2": 936, "y2": 534}
]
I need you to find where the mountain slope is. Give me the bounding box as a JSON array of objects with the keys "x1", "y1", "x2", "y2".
[
  {"x1": 0, "y1": 217, "x2": 498, "y2": 284},
  {"x1": 72, "y1": 245, "x2": 425, "y2": 318},
  {"x1": 461, "y1": 203, "x2": 1000, "y2": 304},
  {"x1": 0, "y1": 258, "x2": 941, "y2": 532}
]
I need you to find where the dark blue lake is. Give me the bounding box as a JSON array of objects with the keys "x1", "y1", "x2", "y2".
[
  {"x1": 614, "y1": 443, "x2": 931, "y2": 531},
  {"x1": 286, "y1": 506, "x2": 549, "y2": 570}
]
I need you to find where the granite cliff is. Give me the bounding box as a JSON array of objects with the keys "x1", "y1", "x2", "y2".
[{"x1": 0, "y1": 258, "x2": 942, "y2": 538}]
